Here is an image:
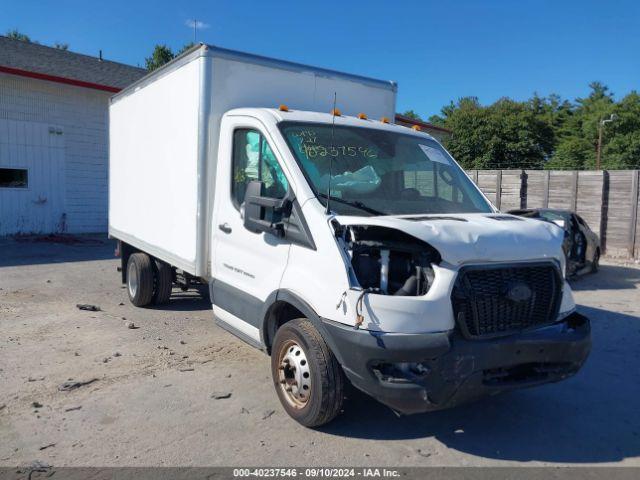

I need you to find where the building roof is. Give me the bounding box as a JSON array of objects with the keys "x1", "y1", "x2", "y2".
[
  {"x1": 394, "y1": 113, "x2": 452, "y2": 135},
  {"x1": 0, "y1": 36, "x2": 146, "y2": 92}
]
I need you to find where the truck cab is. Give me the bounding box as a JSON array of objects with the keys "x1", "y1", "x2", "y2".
[{"x1": 109, "y1": 45, "x2": 590, "y2": 427}]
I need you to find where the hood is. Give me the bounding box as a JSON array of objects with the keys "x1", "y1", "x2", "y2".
[{"x1": 334, "y1": 213, "x2": 565, "y2": 266}]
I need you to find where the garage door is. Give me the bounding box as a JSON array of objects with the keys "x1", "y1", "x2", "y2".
[{"x1": 0, "y1": 119, "x2": 65, "y2": 235}]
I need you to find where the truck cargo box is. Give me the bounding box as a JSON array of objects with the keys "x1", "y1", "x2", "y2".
[{"x1": 109, "y1": 44, "x2": 397, "y2": 277}]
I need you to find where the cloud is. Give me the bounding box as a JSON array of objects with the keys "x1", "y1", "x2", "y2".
[{"x1": 185, "y1": 19, "x2": 210, "y2": 30}]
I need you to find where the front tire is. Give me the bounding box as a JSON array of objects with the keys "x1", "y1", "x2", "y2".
[
  {"x1": 127, "y1": 253, "x2": 154, "y2": 307},
  {"x1": 271, "y1": 318, "x2": 345, "y2": 427}
]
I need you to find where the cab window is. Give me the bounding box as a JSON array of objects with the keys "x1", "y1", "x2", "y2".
[{"x1": 232, "y1": 129, "x2": 289, "y2": 207}]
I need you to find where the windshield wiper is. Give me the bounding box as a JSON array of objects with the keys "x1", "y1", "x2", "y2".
[{"x1": 318, "y1": 193, "x2": 386, "y2": 216}]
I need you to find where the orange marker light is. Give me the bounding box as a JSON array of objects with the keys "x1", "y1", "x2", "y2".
[
  {"x1": 380, "y1": 117, "x2": 390, "y2": 123},
  {"x1": 412, "y1": 125, "x2": 421, "y2": 131},
  {"x1": 278, "y1": 104, "x2": 289, "y2": 112},
  {"x1": 357, "y1": 113, "x2": 368, "y2": 120},
  {"x1": 331, "y1": 108, "x2": 342, "y2": 116}
]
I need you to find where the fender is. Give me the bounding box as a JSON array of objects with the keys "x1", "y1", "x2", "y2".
[{"x1": 260, "y1": 288, "x2": 346, "y2": 365}]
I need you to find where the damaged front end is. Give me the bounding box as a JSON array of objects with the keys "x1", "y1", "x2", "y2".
[
  {"x1": 324, "y1": 218, "x2": 591, "y2": 415},
  {"x1": 335, "y1": 221, "x2": 442, "y2": 297}
]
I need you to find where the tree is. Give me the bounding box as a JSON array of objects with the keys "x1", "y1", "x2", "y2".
[
  {"x1": 178, "y1": 42, "x2": 196, "y2": 55},
  {"x1": 6, "y1": 29, "x2": 31, "y2": 42},
  {"x1": 145, "y1": 44, "x2": 175, "y2": 71},
  {"x1": 144, "y1": 43, "x2": 198, "y2": 71},
  {"x1": 53, "y1": 42, "x2": 69, "y2": 50},
  {"x1": 432, "y1": 96, "x2": 554, "y2": 169},
  {"x1": 401, "y1": 110, "x2": 422, "y2": 121}
]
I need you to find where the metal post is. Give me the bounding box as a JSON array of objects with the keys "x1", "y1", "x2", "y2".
[
  {"x1": 629, "y1": 170, "x2": 639, "y2": 259},
  {"x1": 572, "y1": 170, "x2": 579, "y2": 212},
  {"x1": 596, "y1": 124, "x2": 603, "y2": 171},
  {"x1": 596, "y1": 115, "x2": 617, "y2": 170},
  {"x1": 495, "y1": 170, "x2": 502, "y2": 210},
  {"x1": 543, "y1": 170, "x2": 550, "y2": 208},
  {"x1": 520, "y1": 170, "x2": 528, "y2": 209}
]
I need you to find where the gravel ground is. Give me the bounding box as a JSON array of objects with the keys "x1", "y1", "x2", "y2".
[{"x1": 0, "y1": 235, "x2": 639, "y2": 467}]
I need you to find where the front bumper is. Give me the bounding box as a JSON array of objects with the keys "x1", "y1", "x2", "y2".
[{"x1": 321, "y1": 312, "x2": 591, "y2": 415}]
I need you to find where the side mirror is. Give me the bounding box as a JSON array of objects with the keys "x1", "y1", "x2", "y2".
[{"x1": 243, "y1": 180, "x2": 292, "y2": 237}]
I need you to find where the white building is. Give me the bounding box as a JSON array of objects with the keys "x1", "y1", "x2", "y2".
[{"x1": 0, "y1": 36, "x2": 145, "y2": 235}]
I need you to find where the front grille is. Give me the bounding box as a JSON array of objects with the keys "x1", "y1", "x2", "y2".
[{"x1": 451, "y1": 263, "x2": 562, "y2": 339}]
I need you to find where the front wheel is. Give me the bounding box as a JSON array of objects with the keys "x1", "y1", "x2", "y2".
[{"x1": 271, "y1": 318, "x2": 345, "y2": 427}]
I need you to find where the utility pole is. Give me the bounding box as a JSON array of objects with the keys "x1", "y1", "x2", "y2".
[{"x1": 596, "y1": 114, "x2": 617, "y2": 170}]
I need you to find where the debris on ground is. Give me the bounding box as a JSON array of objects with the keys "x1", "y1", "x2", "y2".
[
  {"x1": 262, "y1": 410, "x2": 275, "y2": 420},
  {"x1": 211, "y1": 392, "x2": 232, "y2": 400},
  {"x1": 126, "y1": 321, "x2": 137, "y2": 329},
  {"x1": 0, "y1": 404, "x2": 6, "y2": 411},
  {"x1": 416, "y1": 448, "x2": 431, "y2": 458},
  {"x1": 28, "y1": 376, "x2": 45, "y2": 382},
  {"x1": 76, "y1": 304, "x2": 101, "y2": 312},
  {"x1": 180, "y1": 340, "x2": 186, "y2": 345},
  {"x1": 64, "y1": 406, "x2": 82, "y2": 412},
  {"x1": 39, "y1": 443, "x2": 56, "y2": 451},
  {"x1": 113, "y1": 352, "x2": 121, "y2": 357},
  {"x1": 31, "y1": 402, "x2": 43, "y2": 409},
  {"x1": 241, "y1": 407, "x2": 249, "y2": 414},
  {"x1": 179, "y1": 368, "x2": 195, "y2": 372},
  {"x1": 58, "y1": 378, "x2": 98, "y2": 391}
]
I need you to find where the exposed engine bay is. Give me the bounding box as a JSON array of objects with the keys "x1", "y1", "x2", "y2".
[{"x1": 334, "y1": 223, "x2": 441, "y2": 296}]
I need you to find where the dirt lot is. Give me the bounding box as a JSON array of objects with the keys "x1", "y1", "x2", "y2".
[{"x1": 1, "y1": 235, "x2": 639, "y2": 467}]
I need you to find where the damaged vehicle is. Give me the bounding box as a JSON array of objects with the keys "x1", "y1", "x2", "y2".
[
  {"x1": 109, "y1": 44, "x2": 591, "y2": 427},
  {"x1": 508, "y1": 208, "x2": 601, "y2": 277}
]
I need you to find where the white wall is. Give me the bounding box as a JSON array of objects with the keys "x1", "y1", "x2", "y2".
[{"x1": 0, "y1": 72, "x2": 110, "y2": 234}]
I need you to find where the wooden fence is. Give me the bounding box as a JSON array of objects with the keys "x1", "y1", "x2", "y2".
[{"x1": 466, "y1": 169, "x2": 640, "y2": 259}]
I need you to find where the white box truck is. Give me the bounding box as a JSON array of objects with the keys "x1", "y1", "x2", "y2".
[{"x1": 109, "y1": 44, "x2": 590, "y2": 427}]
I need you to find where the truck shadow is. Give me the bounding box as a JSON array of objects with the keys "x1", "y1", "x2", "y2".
[
  {"x1": 152, "y1": 287, "x2": 211, "y2": 312},
  {"x1": 321, "y1": 305, "x2": 640, "y2": 464},
  {"x1": 569, "y1": 263, "x2": 640, "y2": 291},
  {"x1": 0, "y1": 235, "x2": 114, "y2": 267}
]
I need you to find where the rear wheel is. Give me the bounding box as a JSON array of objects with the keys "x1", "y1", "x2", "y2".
[
  {"x1": 127, "y1": 253, "x2": 154, "y2": 307},
  {"x1": 152, "y1": 259, "x2": 173, "y2": 304},
  {"x1": 271, "y1": 318, "x2": 345, "y2": 427}
]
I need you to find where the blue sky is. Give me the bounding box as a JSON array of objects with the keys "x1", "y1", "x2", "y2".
[{"x1": 3, "y1": 0, "x2": 638, "y2": 119}]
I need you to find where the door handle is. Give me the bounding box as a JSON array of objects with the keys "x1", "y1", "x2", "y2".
[{"x1": 218, "y1": 223, "x2": 232, "y2": 234}]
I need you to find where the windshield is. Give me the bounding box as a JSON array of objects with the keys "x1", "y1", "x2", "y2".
[{"x1": 279, "y1": 122, "x2": 493, "y2": 216}]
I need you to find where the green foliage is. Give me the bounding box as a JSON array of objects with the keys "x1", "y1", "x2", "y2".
[
  {"x1": 144, "y1": 43, "x2": 199, "y2": 72},
  {"x1": 435, "y1": 82, "x2": 640, "y2": 170},
  {"x1": 401, "y1": 110, "x2": 422, "y2": 121},
  {"x1": 145, "y1": 44, "x2": 175, "y2": 71},
  {"x1": 178, "y1": 42, "x2": 196, "y2": 55},
  {"x1": 6, "y1": 29, "x2": 31, "y2": 42},
  {"x1": 6, "y1": 29, "x2": 69, "y2": 50},
  {"x1": 436, "y1": 97, "x2": 553, "y2": 169}
]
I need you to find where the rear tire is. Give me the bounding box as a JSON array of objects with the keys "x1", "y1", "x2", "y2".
[
  {"x1": 127, "y1": 253, "x2": 154, "y2": 307},
  {"x1": 152, "y1": 259, "x2": 173, "y2": 304},
  {"x1": 271, "y1": 318, "x2": 345, "y2": 427}
]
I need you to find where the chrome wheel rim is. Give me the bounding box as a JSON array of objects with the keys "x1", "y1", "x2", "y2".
[
  {"x1": 276, "y1": 340, "x2": 311, "y2": 409},
  {"x1": 128, "y1": 261, "x2": 138, "y2": 298}
]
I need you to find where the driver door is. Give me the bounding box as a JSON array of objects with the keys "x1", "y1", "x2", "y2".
[{"x1": 211, "y1": 117, "x2": 291, "y2": 344}]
